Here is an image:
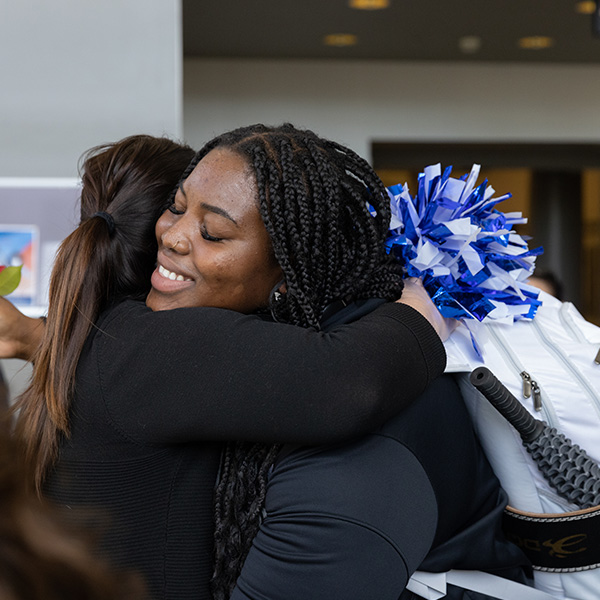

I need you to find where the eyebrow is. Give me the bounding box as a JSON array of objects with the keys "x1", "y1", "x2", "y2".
[
  {"x1": 178, "y1": 182, "x2": 238, "y2": 225},
  {"x1": 200, "y1": 202, "x2": 238, "y2": 225}
]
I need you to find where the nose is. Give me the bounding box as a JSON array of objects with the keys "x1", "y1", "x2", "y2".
[{"x1": 161, "y1": 221, "x2": 191, "y2": 254}]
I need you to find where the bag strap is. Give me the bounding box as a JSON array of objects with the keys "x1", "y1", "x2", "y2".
[
  {"x1": 503, "y1": 504, "x2": 600, "y2": 572},
  {"x1": 407, "y1": 569, "x2": 561, "y2": 600}
]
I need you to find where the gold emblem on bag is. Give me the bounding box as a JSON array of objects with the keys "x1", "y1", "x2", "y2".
[{"x1": 542, "y1": 534, "x2": 588, "y2": 558}]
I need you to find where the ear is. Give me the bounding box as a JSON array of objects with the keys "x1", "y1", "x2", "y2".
[{"x1": 269, "y1": 279, "x2": 287, "y2": 305}]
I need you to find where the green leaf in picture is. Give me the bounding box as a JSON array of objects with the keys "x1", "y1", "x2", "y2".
[{"x1": 0, "y1": 265, "x2": 22, "y2": 296}]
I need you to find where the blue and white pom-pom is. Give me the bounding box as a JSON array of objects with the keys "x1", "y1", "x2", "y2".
[{"x1": 385, "y1": 163, "x2": 543, "y2": 331}]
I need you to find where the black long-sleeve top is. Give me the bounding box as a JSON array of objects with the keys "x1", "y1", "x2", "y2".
[
  {"x1": 45, "y1": 299, "x2": 445, "y2": 599},
  {"x1": 231, "y1": 375, "x2": 530, "y2": 600}
]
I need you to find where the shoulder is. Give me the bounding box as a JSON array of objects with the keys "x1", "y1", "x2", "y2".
[
  {"x1": 94, "y1": 299, "x2": 263, "y2": 343},
  {"x1": 236, "y1": 421, "x2": 439, "y2": 599},
  {"x1": 96, "y1": 299, "x2": 149, "y2": 328},
  {"x1": 270, "y1": 375, "x2": 470, "y2": 516},
  {"x1": 270, "y1": 429, "x2": 438, "y2": 563},
  {"x1": 274, "y1": 375, "x2": 496, "y2": 548}
]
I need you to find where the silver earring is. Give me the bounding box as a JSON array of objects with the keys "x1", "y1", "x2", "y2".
[
  {"x1": 269, "y1": 280, "x2": 286, "y2": 306},
  {"x1": 269, "y1": 284, "x2": 286, "y2": 323}
]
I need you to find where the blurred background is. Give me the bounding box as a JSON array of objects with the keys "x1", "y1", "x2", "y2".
[{"x1": 2, "y1": 0, "x2": 600, "y2": 396}]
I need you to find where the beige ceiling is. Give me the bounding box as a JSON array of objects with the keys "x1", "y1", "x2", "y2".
[{"x1": 183, "y1": 0, "x2": 600, "y2": 63}]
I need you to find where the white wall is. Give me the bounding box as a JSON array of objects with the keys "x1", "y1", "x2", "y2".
[
  {"x1": 184, "y1": 58, "x2": 600, "y2": 159},
  {"x1": 1, "y1": 0, "x2": 183, "y2": 400},
  {"x1": 0, "y1": 0, "x2": 183, "y2": 177}
]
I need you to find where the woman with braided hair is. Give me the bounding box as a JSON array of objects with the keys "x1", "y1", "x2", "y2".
[
  {"x1": 0, "y1": 128, "x2": 450, "y2": 599},
  {"x1": 157, "y1": 123, "x2": 415, "y2": 597},
  {"x1": 148, "y1": 124, "x2": 528, "y2": 600},
  {"x1": 165, "y1": 124, "x2": 413, "y2": 596}
]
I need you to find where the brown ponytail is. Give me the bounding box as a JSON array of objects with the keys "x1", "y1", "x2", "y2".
[{"x1": 12, "y1": 135, "x2": 195, "y2": 494}]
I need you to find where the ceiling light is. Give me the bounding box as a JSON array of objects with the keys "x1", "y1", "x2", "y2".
[
  {"x1": 575, "y1": 1, "x2": 597, "y2": 14},
  {"x1": 458, "y1": 36, "x2": 482, "y2": 54},
  {"x1": 324, "y1": 34, "x2": 358, "y2": 47},
  {"x1": 349, "y1": 0, "x2": 390, "y2": 9},
  {"x1": 518, "y1": 36, "x2": 555, "y2": 50}
]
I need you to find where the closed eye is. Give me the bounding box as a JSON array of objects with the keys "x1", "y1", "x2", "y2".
[
  {"x1": 201, "y1": 226, "x2": 223, "y2": 242},
  {"x1": 168, "y1": 201, "x2": 185, "y2": 216}
]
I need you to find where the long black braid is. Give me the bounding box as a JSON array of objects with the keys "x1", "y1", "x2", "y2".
[{"x1": 179, "y1": 124, "x2": 405, "y2": 599}]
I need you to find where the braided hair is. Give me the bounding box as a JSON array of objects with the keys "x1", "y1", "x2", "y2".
[{"x1": 181, "y1": 124, "x2": 404, "y2": 598}]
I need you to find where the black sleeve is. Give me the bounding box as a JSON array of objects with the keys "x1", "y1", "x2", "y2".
[
  {"x1": 230, "y1": 435, "x2": 438, "y2": 600},
  {"x1": 95, "y1": 300, "x2": 446, "y2": 445}
]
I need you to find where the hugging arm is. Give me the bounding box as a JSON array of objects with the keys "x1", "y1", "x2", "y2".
[
  {"x1": 0, "y1": 295, "x2": 446, "y2": 445},
  {"x1": 94, "y1": 300, "x2": 445, "y2": 445}
]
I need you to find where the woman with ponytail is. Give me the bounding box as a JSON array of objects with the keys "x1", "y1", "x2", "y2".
[
  {"x1": 14, "y1": 135, "x2": 195, "y2": 493},
  {"x1": 0, "y1": 129, "x2": 450, "y2": 599}
]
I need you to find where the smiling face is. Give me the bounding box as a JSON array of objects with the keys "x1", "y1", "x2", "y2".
[{"x1": 146, "y1": 148, "x2": 283, "y2": 313}]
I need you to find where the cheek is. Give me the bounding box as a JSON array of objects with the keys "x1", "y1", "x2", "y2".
[
  {"x1": 248, "y1": 255, "x2": 283, "y2": 295},
  {"x1": 227, "y1": 254, "x2": 277, "y2": 295},
  {"x1": 201, "y1": 254, "x2": 248, "y2": 294}
]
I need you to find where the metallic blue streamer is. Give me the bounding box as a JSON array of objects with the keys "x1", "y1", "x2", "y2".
[{"x1": 385, "y1": 163, "x2": 543, "y2": 323}]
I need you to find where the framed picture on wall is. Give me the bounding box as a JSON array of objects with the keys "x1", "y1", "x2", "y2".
[
  {"x1": 0, "y1": 224, "x2": 39, "y2": 306},
  {"x1": 0, "y1": 178, "x2": 80, "y2": 315}
]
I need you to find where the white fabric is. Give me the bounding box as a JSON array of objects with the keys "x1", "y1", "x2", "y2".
[
  {"x1": 407, "y1": 570, "x2": 567, "y2": 600},
  {"x1": 444, "y1": 290, "x2": 600, "y2": 600}
]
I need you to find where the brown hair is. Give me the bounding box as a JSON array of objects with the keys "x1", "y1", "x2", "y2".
[
  {"x1": 12, "y1": 135, "x2": 195, "y2": 494},
  {"x1": 0, "y1": 424, "x2": 147, "y2": 600}
]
